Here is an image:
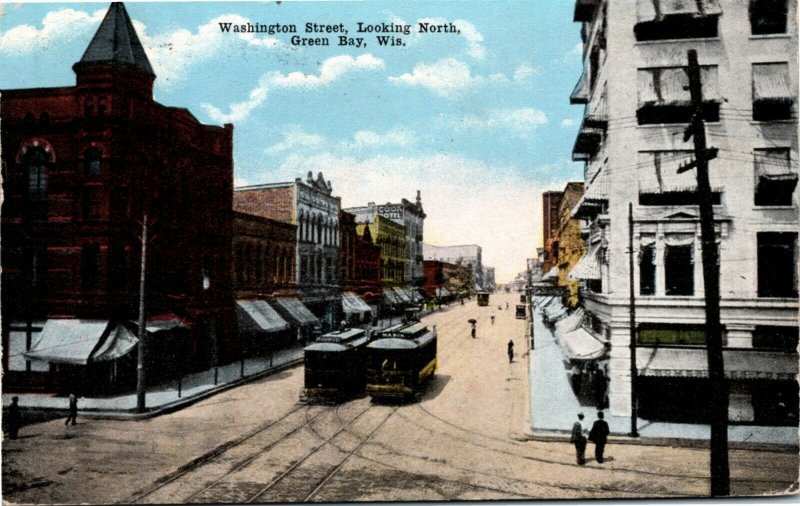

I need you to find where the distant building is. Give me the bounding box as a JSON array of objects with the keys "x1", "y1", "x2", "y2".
[
  {"x1": 423, "y1": 244, "x2": 483, "y2": 292},
  {"x1": 555, "y1": 182, "x2": 586, "y2": 307},
  {"x1": 339, "y1": 210, "x2": 381, "y2": 319},
  {"x1": 343, "y1": 191, "x2": 426, "y2": 288},
  {"x1": 542, "y1": 191, "x2": 563, "y2": 273},
  {"x1": 356, "y1": 215, "x2": 407, "y2": 300},
  {"x1": 1, "y1": 2, "x2": 235, "y2": 392},
  {"x1": 483, "y1": 266, "x2": 496, "y2": 291},
  {"x1": 234, "y1": 172, "x2": 341, "y2": 329}
]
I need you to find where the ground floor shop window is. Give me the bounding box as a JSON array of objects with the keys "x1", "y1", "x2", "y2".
[
  {"x1": 752, "y1": 326, "x2": 799, "y2": 350},
  {"x1": 638, "y1": 377, "x2": 711, "y2": 424},
  {"x1": 752, "y1": 380, "x2": 798, "y2": 426}
]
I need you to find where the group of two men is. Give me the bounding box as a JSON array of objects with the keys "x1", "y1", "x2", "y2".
[{"x1": 570, "y1": 411, "x2": 609, "y2": 465}]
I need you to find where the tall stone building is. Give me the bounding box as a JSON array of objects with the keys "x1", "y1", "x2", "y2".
[
  {"x1": 569, "y1": 0, "x2": 798, "y2": 424},
  {"x1": 1, "y1": 2, "x2": 235, "y2": 392},
  {"x1": 234, "y1": 172, "x2": 340, "y2": 329},
  {"x1": 423, "y1": 243, "x2": 483, "y2": 292},
  {"x1": 343, "y1": 191, "x2": 426, "y2": 288}
]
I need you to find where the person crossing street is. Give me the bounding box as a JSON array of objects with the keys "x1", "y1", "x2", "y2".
[{"x1": 507, "y1": 339, "x2": 514, "y2": 363}]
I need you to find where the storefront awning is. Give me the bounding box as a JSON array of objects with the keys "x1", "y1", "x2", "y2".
[
  {"x1": 569, "y1": 243, "x2": 602, "y2": 280},
  {"x1": 23, "y1": 320, "x2": 127, "y2": 365},
  {"x1": 342, "y1": 292, "x2": 373, "y2": 318},
  {"x1": 272, "y1": 298, "x2": 319, "y2": 326},
  {"x1": 543, "y1": 300, "x2": 568, "y2": 321},
  {"x1": 142, "y1": 314, "x2": 189, "y2": 333},
  {"x1": 383, "y1": 290, "x2": 400, "y2": 305},
  {"x1": 436, "y1": 286, "x2": 452, "y2": 298},
  {"x1": 392, "y1": 287, "x2": 412, "y2": 303},
  {"x1": 558, "y1": 327, "x2": 606, "y2": 362},
  {"x1": 637, "y1": 347, "x2": 798, "y2": 380},
  {"x1": 555, "y1": 308, "x2": 585, "y2": 336},
  {"x1": 542, "y1": 266, "x2": 559, "y2": 282},
  {"x1": 237, "y1": 300, "x2": 290, "y2": 333},
  {"x1": 92, "y1": 324, "x2": 138, "y2": 362}
]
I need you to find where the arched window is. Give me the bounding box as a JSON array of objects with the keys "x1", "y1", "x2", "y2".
[
  {"x1": 25, "y1": 146, "x2": 49, "y2": 220},
  {"x1": 85, "y1": 147, "x2": 102, "y2": 177}
]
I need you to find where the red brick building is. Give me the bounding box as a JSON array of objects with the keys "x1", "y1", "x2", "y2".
[
  {"x1": 542, "y1": 190, "x2": 564, "y2": 274},
  {"x1": 233, "y1": 212, "x2": 297, "y2": 299},
  {"x1": 1, "y1": 3, "x2": 235, "y2": 392}
]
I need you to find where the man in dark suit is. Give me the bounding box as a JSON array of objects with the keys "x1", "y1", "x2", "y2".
[
  {"x1": 588, "y1": 411, "x2": 610, "y2": 463},
  {"x1": 570, "y1": 412, "x2": 586, "y2": 465}
]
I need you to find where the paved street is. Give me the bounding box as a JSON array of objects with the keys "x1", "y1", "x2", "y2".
[{"x1": 3, "y1": 293, "x2": 797, "y2": 504}]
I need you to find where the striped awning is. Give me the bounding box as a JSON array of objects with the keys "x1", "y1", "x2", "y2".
[
  {"x1": 558, "y1": 327, "x2": 605, "y2": 362},
  {"x1": 237, "y1": 300, "x2": 290, "y2": 333},
  {"x1": 637, "y1": 347, "x2": 798, "y2": 380},
  {"x1": 342, "y1": 292, "x2": 372, "y2": 318},
  {"x1": 272, "y1": 298, "x2": 319, "y2": 326},
  {"x1": 569, "y1": 243, "x2": 602, "y2": 281},
  {"x1": 555, "y1": 308, "x2": 586, "y2": 336},
  {"x1": 753, "y1": 63, "x2": 792, "y2": 102}
]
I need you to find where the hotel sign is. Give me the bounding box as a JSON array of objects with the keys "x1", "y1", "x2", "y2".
[{"x1": 377, "y1": 204, "x2": 403, "y2": 220}]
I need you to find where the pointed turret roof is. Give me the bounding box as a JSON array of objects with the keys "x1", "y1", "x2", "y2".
[{"x1": 77, "y1": 2, "x2": 154, "y2": 76}]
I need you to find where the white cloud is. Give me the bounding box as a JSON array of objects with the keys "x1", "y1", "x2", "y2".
[
  {"x1": 135, "y1": 15, "x2": 280, "y2": 87},
  {"x1": 0, "y1": 8, "x2": 105, "y2": 53},
  {"x1": 453, "y1": 108, "x2": 548, "y2": 138},
  {"x1": 452, "y1": 19, "x2": 485, "y2": 60},
  {"x1": 560, "y1": 118, "x2": 576, "y2": 128},
  {"x1": 351, "y1": 128, "x2": 415, "y2": 148},
  {"x1": 202, "y1": 54, "x2": 385, "y2": 123},
  {"x1": 513, "y1": 63, "x2": 538, "y2": 84},
  {"x1": 265, "y1": 125, "x2": 327, "y2": 155},
  {"x1": 389, "y1": 14, "x2": 486, "y2": 60},
  {"x1": 389, "y1": 58, "x2": 493, "y2": 99}
]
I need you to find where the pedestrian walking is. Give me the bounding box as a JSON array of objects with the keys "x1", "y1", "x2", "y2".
[
  {"x1": 588, "y1": 411, "x2": 610, "y2": 464},
  {"x1": 505, "y1": 302, "x2": 509, "y2": 309},
  {"x1": 6, "y1": 396, "x2": 21, "y2": 439},
  {"x1": 491, "y1": 314, "x2": 495, "y2": 325},
  {"x1": 507, "y1": 340, "x2": 514, "y2": 363},
  {"x1": 570, "y1": 412, "x2": 587, "y2": 465},
  {"x1": 470, "y1": 323, "x2": 476, "y2": 339},
  {"x1": 65, "y1": 393, "x2": 78, "y2": 426}
]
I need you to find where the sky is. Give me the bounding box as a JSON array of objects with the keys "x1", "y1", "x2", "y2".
[{"x1": 0, "y1": 0, "x2": 586, "y2": 283}]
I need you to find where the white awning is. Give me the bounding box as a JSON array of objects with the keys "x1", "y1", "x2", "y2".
[
  {"x1": 237, "y1": 300, "x2": 290, "y2": 333},
  {"x1": 543, "y1": 300, "x2": 568, "y2": 321},
  {"x1": 569, "y1": 244, "x2": 602, "y2": 281},
  {"x1": 435, "y1": 286, "x2": 452, "y2": 298},
  {"x1": 342, "y1": 292, "x2": 373, "y2": 318},
  {"x1": 542, "y1": 266, "x2": 559, "y2": 282},
  {"x1": 636, "y1": 0, "x2": 721, "y2": 22},
  {"x1": 392, "y1": 287, "x2": 412, "y2": 303},
  {"x1": 384, "y1": 290, "x2": 401, "y2": 305},
  {"x1": 638, "y1": 66, "x2": 719, "y2": 105},
  {"x1": 23, "y1": 320, "x2": 134, "y2": 365},
  {"x1": 272, "y1": 298, "x2": 319, "y2": 326},
  {"x1": 638, "y1": 150, "x2": 698, "y2": 194},
  {"x1": 637, "y1": 347, "x2": 798, "y2": 380},
  {"x1": 753, "y1": 63, "x2": 792, "y2": 102},
  {"x1": 141, "y1": 314, "x2": 189, "y2": 333},
  {"x1": 555, "y1": 308, "x2": 586, "y2": 335},
  {"x1": 755, "y1": 149, "x2": 795, "y2": 180},
  {"x1": 570, "y1": 69, "x2": 589, "y2": 104},
  {"x1": 558, "y1": 327, "x2": 605, "y2": 362}
]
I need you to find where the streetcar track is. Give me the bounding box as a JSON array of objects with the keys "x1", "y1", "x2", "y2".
[{"x1": 243, "y1": 402, "x2": 387, "y2": 503}]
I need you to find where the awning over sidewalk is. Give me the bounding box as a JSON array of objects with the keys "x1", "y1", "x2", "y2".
[
  {"x1": 412, "y1": 289, "x2": 426, "y2": 303},
  {"x1": 272, "y1": 298, "x2": 319, "y2": 326},
  {"x1": 23, "y1": 320, "x2": 136, "y2": 365},
  {"x1": 392, "y1": 287, "x2": 412, "y2": 304},
  {"x1": 542, "y1": 266, "x2": 559, "y2": 282},
  {"x1": 436, "y1": 286, "x2": 452, "y2": 298},
  {"x1": 637, "y1": 347, "x2": 799, "y2": 380},
  {"x1": 568, "y1": 244, "x2": 602, "y2": 280},
  {"x1": 383, "y1": 290, "x2": 401, "y2": 305},
  {"x1": 543, "y1": 300, "x2": 568, "y2": 322},
  {"x1": 555, "y1": 308, "x2": 585, "y2": 336},
  {"x1": 342, "y1": 292, "x2": 372, "y2": 320},
  {"x1": 534, "y1": 296, "x2": 554, "y2": 308},
  {"x1": 558, "y1": 327, "x2": 606, "y2": 362},
  {"x1": 237, "y1": 300, "x2": 290, "y2": 333}
]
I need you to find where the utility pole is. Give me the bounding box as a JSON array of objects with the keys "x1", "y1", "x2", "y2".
[
  {"x1": 136, "y1": 212, "x2": 148, "y2": 413},
  {"x1": 681, "y1": 49, "x2": 729, "y2": 496},
  {"x1": 627, "y1": 203, "x2": 639, "y2": 437}
]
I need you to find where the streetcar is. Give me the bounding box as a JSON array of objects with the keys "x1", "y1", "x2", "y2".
[
  {"x1": 303, "y1": 328, "x2": 370, "y2": 400},
  {"x1": 476, "y1": 291, "x2": 490, "y2": 306},
  {"x1": 366, "y1": 321, "x2": 437, "y2": 400}
]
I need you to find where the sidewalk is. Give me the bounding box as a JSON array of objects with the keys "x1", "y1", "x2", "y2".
[
  {"x1": 528, "y1": 310, "x2": 799, "y2": 448},
  {"x1": 2, "y1": 345, "x2": 304, "y2": 419}
]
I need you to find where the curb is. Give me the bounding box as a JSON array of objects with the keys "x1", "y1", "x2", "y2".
[
  {"x1": 518, "y1": 429, "x2": 799, "y2": 453},
  {"x1": 17, "y1": 358, "x2": 304, "y2": 422}
]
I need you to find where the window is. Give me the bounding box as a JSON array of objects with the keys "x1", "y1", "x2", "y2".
[
  {"x1": 638, "y1": 323, "x2": 708, "y2": 345},
  {"x1": 639, "y1": 243, "x2": 656, "y2": 295},
  {"x1": 752, "y1": 63, "x2": 793, "y2": 121},
  {"x1": 634, "y1": 0, "x2": 720, "y2": 41},
  {"x1": 25, "y1": 146, "x2": 48, "y2": 220},
  {"x1": 665, "y1": 243, "x2": 694, "y2": 296},
  {"x1": 752, "y1": 326, "x2": 798, "y2": 350},
  {"x1": 637, "y1": 66, "x2": 720, "y2": 124},
  {"x1": 750, "y1": 0, "x2": 787, "y2": 35},
  {"x1": 754, "y1": 148, "x2": 797, "y2": 205},
  {"x1": 82, "y1": 188, "x2": 102, "y2": 220},
  {"x1": 81, "y1": 244, "x2": 101, "y2": 291},
  {"x1": 757, "y1": 232, "x2": 798, "y2": 297},
  {"x1": 84, "y1": 147, "x2": 102, "y2": 177}
]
